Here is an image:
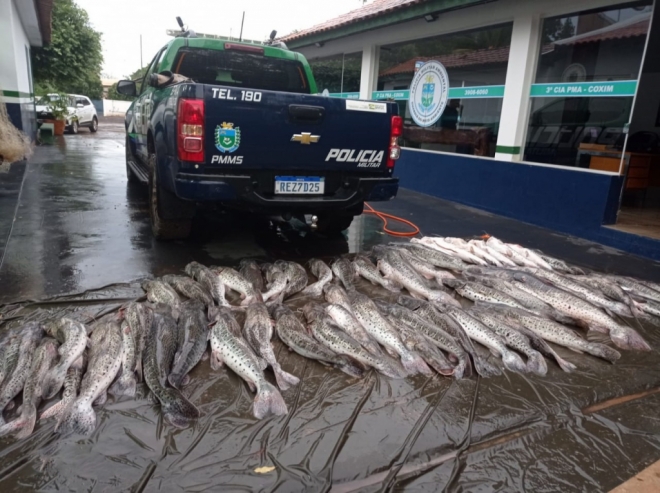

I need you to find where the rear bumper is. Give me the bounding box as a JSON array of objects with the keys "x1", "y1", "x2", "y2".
[{"x1": 173, "y1": 171, "x2": 399, "y2": 213}]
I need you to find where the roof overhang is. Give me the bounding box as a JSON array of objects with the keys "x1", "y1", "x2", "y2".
[
  {"x1": 14, "y1": 0, "x2": 53, "y2": 47},
  {"x1": 286, "y1": 0, "x2": 496, "y2": 50}
]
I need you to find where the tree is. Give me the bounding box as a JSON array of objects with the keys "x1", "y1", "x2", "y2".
[
  {"x1": 542, "y1": 17, "x2": 576, "y2": 43},
  {"x1": 31, "y1": 0, "x2": 103, "y2": 99},
  {"x1": 107, "y1": 66, "x2": 149, "y2": 100}
]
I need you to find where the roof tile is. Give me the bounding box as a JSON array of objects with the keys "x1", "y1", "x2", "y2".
[
  {"x1": 379, "y1": 46, "x2": 510, "y2": 76},
  {"x1": 282, "y1": 0, "x2": 427, "y2": 42}
]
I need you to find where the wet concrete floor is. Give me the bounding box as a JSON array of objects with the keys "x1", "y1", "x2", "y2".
[
  {"x1": 1, "y1": 116, "x2": 659, "y2": 305},
  {"x1": 2, "y1": 118, "x2": 660, "y2": 491}
]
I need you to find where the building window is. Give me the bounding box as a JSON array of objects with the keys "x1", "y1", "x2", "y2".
[
  {"x1": 524, "y1": 2, "x2": 653, "y2": 169},
  {"x1": 308, "y1": 52, "x2": 361, "y2": 95},
  {"x1": 377, "y1": 23, "x2": 513, "y2": 157}
]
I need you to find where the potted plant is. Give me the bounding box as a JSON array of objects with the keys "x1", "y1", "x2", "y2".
[{"x1": 45, "y1": 94, "x2": 70, "y2": 136}]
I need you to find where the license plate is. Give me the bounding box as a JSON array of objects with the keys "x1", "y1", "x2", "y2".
[{"x1": 274, "y1": 176, "x2": 324, "y2": 195}]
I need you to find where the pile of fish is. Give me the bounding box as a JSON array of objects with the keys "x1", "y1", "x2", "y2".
[{"x1": 0, "y1": 237, "x2": 658, "y2": 439}]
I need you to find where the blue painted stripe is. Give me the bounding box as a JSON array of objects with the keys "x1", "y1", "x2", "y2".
[{"x1": 393, "y1": 149, "x2": 660, "y2": 261}]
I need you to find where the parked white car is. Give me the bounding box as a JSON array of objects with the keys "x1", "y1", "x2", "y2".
[{"x1": 35, "y1": 94, "x2": 99, "y2": 134}]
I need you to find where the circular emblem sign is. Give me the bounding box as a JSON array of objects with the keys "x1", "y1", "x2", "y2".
[{"x1": 408, "y1": 61, "x2": 449, "y2": 127}]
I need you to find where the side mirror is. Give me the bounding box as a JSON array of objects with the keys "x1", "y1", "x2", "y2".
[
  {"x1": 76, "y1": 103, "x2": 84, "y2": 108},
  {"x1": 116, "y1": 80, "x2": 137, "y2": 97}
]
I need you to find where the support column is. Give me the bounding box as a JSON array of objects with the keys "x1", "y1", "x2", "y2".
[
  {"x1": 359, "y1": 44, "x2": 380, "y2": 100},
  {"x1": 495, "y1": 13, "x2": 542, "y2": 162}
]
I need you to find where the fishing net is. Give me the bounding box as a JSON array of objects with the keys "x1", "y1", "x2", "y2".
[{"x1": 0, "y1": 92, "x2": 32, "y2": 165}]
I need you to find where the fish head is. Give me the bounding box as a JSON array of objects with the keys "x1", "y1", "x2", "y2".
[
  {"x1": 301, "y1": 302, "x2": 325, "y2": 323},
  {"x1": 183, "y1": 262, "x2": 198, "y2": 277},
  {"x1": 441, "y1": 278, "x2": 463, "y2": 289},
  {"x1": 181, "y1": 298, "x2": 205, "y2": 312},
  {"x1": 371, "y1": 299, "x2": 392, "y2": 314},
  {"x1": 371, "y1": 245, "x2": 391, "y2": 260},
  {"x1": 207, "y1": 305, "x2": 223, "y2": 323},
  {"x1": 397, "y1": 295, "x2": 422, "y2": 311},
  {"x1": 323, "y1": 283, "x2": 345, "y2": 299},
  {"x1": 274, "y1": 259, "x2": 289, "y2": 269},
  {"x1": 376, "y1": 258, "x2": 394, "y2": 278},
  {"x1": 264, "y1": 263, "x2": 284, "y2": 281},
  {"x1": 270, "y1": 304, "x2": 292, "y2": 320},
  {"x1": 239, "y1": 259, "x2": 258, "y2": 269},
  {"x1": 40, "y1": 337, "x2": 60, "y2": 358}
]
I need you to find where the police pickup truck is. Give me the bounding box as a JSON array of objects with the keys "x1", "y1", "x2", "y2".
[{"x1": 117, "y1": 24, "x2": 401, "y2": 239}]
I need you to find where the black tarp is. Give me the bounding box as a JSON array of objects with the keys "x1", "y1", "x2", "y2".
[{"x1": 1, "y1": 279, "x2": 659, "y2": 492}]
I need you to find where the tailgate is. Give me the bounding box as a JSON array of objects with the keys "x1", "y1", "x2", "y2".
[{"x1": 202, "y1": 85, "x2": 396, "y2": 172}]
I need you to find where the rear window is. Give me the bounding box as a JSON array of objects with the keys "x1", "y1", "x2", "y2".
[{"x1": 172, "y1": 47, "x2": 310, "y2": 94}]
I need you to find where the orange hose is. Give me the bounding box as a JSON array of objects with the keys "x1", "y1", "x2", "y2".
[{"x1": 363, "y1": 202, "x2": 420, "y2": 237}]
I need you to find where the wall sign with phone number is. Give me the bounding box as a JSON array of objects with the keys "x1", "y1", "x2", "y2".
[{"x1": 330, "y1": 80, "x2": 637, "y2": 101}]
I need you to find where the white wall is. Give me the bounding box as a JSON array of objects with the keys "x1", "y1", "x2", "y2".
[
  {"x1": 0, "y1": 0, "x2": 32, "y2": 97},
  {"x1": 11, "y1": 0, "x2": 31, "y2": 95},
  {"x1": 0, "y1": 0, "x2": 19, "y2": 94},
  {"x1": 103, "y1": 99, "x2": 132, "y2": 116}
]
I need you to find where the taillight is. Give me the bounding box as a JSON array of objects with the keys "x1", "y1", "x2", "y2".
[
  {"x1": 387, "y1": 115, "x2": 403, "y2": 169},
  {"x1": 177, "y1": 98, "x2": 205, "y2": 163}
]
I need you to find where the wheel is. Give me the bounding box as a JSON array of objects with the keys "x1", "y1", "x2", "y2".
[
  {"x1": 125, "y1": 136, "x2": 140, "y2": 183},
  {"x1": 90, "y1": 116, "x2": 98, "y2": 133},
  {"x1": 70, "y1": 120, "x2": 79, "y2": 134},
  {"x1": 315, "y1": 213, "x2": 354, "y2": 235},
  {"x1": 148, "y1": 151, "x2": 193, "y2": 240}
]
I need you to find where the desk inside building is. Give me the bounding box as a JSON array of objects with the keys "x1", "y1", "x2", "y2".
[{"x1": 577, "y1": 143, "x2": 660, "y2": 191}]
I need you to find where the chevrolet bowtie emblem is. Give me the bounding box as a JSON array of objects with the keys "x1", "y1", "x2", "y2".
[{"x1": 291, "y1": 132, "x2": 320, "y2": 145}]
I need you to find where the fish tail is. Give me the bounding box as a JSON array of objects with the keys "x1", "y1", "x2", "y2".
[
  {"x1": 526, "y1": 351, "x2": 548, "y2": 376},
  {"x1": 609, "y1": 325, "x2": 651, "y2": 352},
  {"x1": 0, "y1": 414, "x2": 28, "y2": 437},
  {"x1": 373, "y1": 355, "x2": 407, "y2": 379},
  {"x1": 400, "y1": 351, "x2": 433, "y2": 376},
  {"x1": 272, "y1": 364, "x2": 300, "y2": 391},
  {"x1": 586, "y1": 343, "x2": 621, "y2": 363},
  {"x1": 452, "y1": 357, "x2": 467, "y2": 380},
  {"x1": 471, "y1": 353, "x2": 501, "y2": 378},
  {"x1": 160, "y1": 388, "x2": 200, "y2": 428},
  {"x1": 59, "y1": 400, "x2": 97, "y2": 436},
  {"x1": 253, "y1": 381, "x2": 287, "y2": 419},
  {"x1": 334, "y1": 356, "x2": 365, "y2": 378},
  {"x1": 40, "y1": 399, "x2": 68, "y2": 420},
  {"x1": 110, "y1": 372, "x2": 138, "y2": 397},
  {"x1": 43, "y1": 366, "x2": 67, "y2": 399},
  {"x1": 301, "y1": 283, "x2": 324, "y2": 297},
  {"x1": 555, "y1": 356, "x2": 577, "y2": 373},
  {"x1": 501, "y1": 350, "x2": 528, "y2": 373},
  {"x1": 419, "y1": 347, "x2": 455, "y2": 376},
  {"x1": 14, "y1": 408, "x2": 38, "y2": 439},
  {"x1": 383, "y1": 279, "x2": 403, "y2": 293},
  {"x1": 365, "y1": 341, "x2": 384, "y2": 357}
]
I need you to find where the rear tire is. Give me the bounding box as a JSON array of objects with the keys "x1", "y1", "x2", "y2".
[
  {"x1": 148, "y1": 152, "x2": 193, "y2": 240},
  {"x1": 315, "y1": 213, "x2": 354, "y2": 235},
  {"x1": 90, "y1": 116, "x2": 98, "y2": 133}
]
